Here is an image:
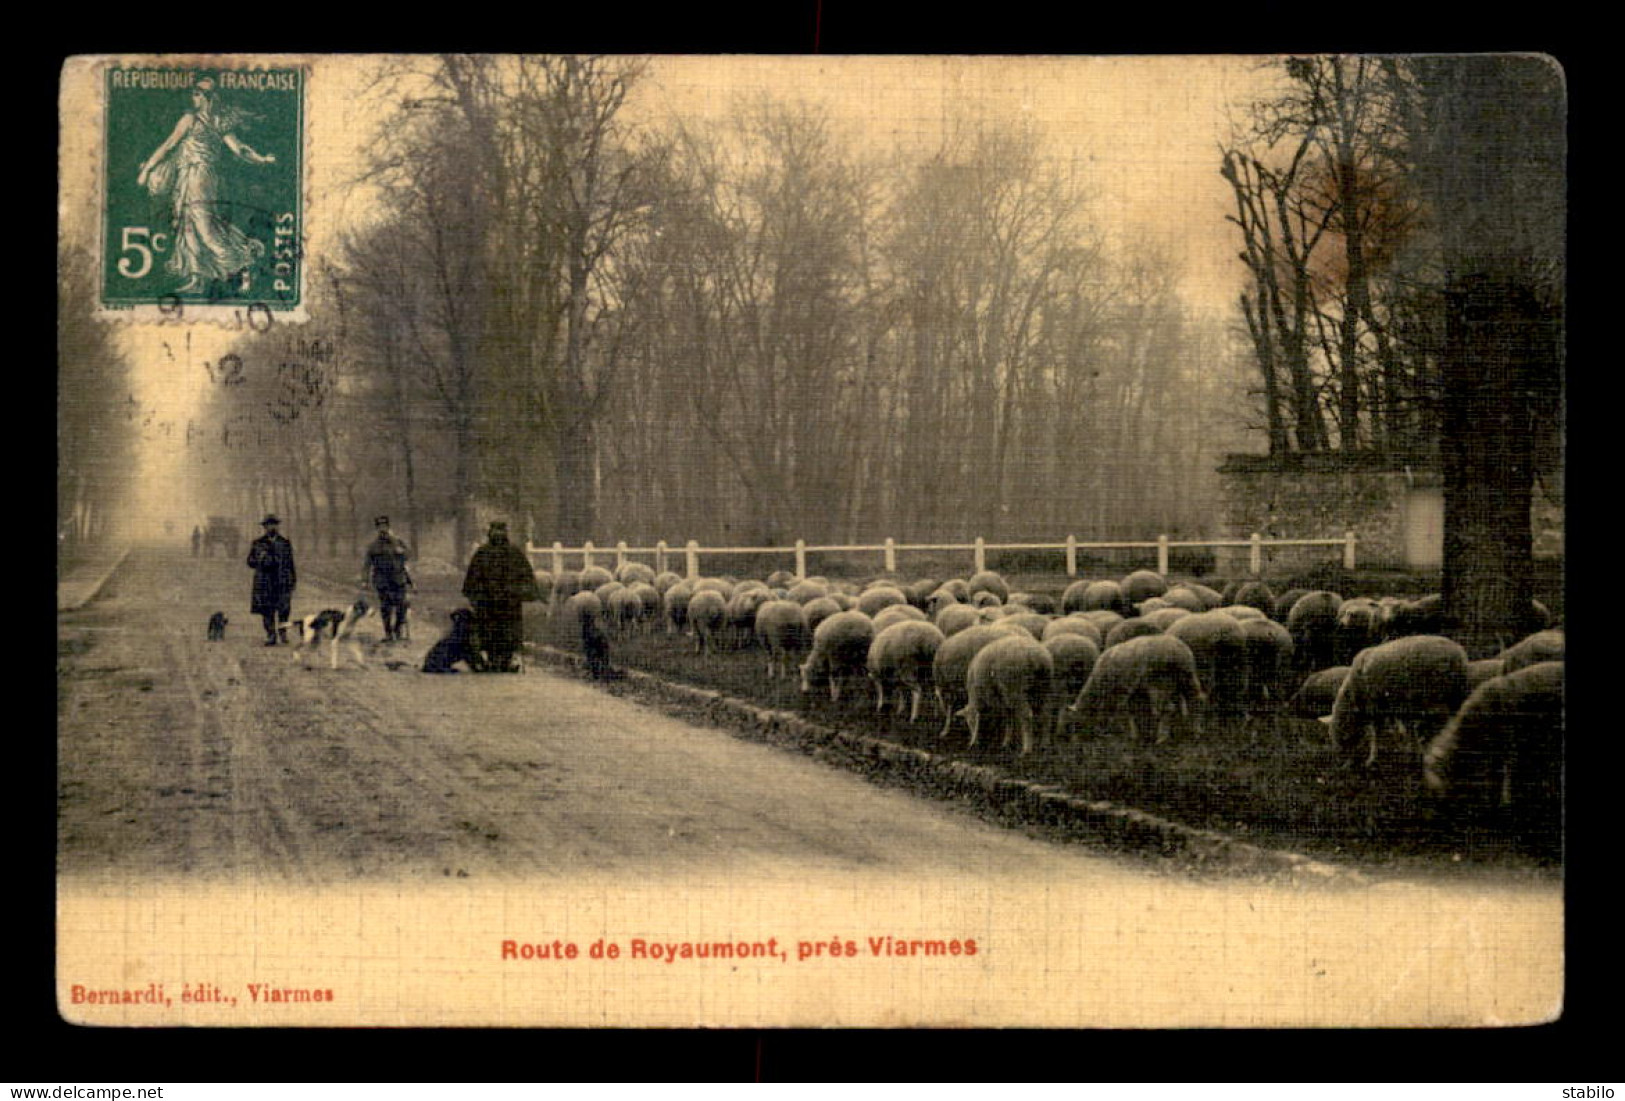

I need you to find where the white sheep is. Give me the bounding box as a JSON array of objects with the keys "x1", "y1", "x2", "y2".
[
  {"x1": 798, "y1": 610, "x2": 876, "y2": 703},
  {"x1": 867, "y1": 620, "x2": 946, "y2": 722},
  {"x1": 1324, "y1": 634, "x2": 1470, "y2": 767},
  {"x1": 957, "y1": 633, "x2": 1054, "y2": 754}
]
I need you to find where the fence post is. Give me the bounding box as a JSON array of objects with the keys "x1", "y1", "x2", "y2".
[
  {"x1": 685, "y1": 539, "x2": 700, "y2": 579},
  {"x1": 884, "y1": 537, "x2": 896, "y2": 574},
  {"x1": 1249, "y1": 532, "x2": 1263, "y2": 577},
  {"x1": 1065, "y1": 535, "x2": 1077, "y2": 577},
  {"x1": 974, "y1": 537, "x2": 985, "y2": 574},
  {"x1": 656, "y1": 540, "x2": 668, "y2": 574},
  {"x1": 552, "y1": 541, "x2": 564, "y2": 575},
  {"x1": 795, "y1": 539, "x2": 806, "y2": 580},
  {"x1": 1157, "y1": 534, "x2": 1170, "y2": 577},
  {"x1": 1344, "y1": 530, "x2": 1357, "y2": 572},
  {"x1": 583, "y1": 540, "x2": 596, "y2": 569},
  {"x1": 615, "y1": 540, "x2": 628, "y2": 570}
]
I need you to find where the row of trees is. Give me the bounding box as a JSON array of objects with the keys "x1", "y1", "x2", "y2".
[
  {"x1": 58, "y1": 244, "x2": 140, "y2": 552},
  {"x1": 195, "y1": 56, "x2": 1250, "y2": 560}
]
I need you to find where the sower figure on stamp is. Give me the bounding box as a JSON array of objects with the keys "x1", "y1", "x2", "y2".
[
  {"x1": 364, "y1": 515, "x2": 412, "y2": 643},
  {"x1": 247, "y1": 514, "x2": 297, "y2": 646},
  {"x1": 136, "y1": 76, "x2": 277, "y2": 295},
  {"x1": 461, "y1": 522, "x2": 540, "y2": 673}
]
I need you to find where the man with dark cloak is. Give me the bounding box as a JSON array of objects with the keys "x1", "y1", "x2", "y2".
[
  {"x1": 461, "y1": 522, "x2": 539, "y2": 672},
  {"x1": 246, "y1": 514, "x2": 297, "y2": 645}
]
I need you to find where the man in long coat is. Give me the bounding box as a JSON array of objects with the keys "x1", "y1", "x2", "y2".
[
  {"x1": 461, "y1": 522, "x2": 539, "y2": 672},
  {"x1": 247, "y1": 514, "x2": 297, "y2": 645}
]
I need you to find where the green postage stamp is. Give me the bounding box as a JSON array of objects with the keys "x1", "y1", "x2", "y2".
[{"x1": 100, "y1": 64, "x2": 304, "y2": 317}]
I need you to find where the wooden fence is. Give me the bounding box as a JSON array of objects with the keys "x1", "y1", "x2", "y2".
[{"x1": 480, "y1": 532, "x2": 1359, "y2": 580}]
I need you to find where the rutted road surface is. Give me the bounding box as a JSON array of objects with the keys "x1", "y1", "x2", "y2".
[{"x1": 60, "y1": 547, "x2": 1170, "y2": 884}]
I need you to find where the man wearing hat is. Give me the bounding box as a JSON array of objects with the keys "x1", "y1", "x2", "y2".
[
  {"x1": 461, "y1": 521, "x2": 540, "y2": 672},
  {"x1": 364, "y1": 515, "x2": 413, "y2": 642},
  {"x1": 246, "y1": 515, "x2": 298, "y2": 645}
]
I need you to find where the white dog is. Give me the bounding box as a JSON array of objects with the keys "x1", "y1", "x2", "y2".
[{"x1": 293, "y1": 598, "x2": 375, "y2": 670}]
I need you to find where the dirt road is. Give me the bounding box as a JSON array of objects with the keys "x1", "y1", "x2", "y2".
[{"x1": 59, "y1": 547, "x2": 1171, "y2": 884}]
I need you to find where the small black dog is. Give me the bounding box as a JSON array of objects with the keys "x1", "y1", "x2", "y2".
[
  {"x1": 207, "y1": 612, "x2": 229, "y2": 640},
  {"x1": 422, "y1": 608, "x2": 482, "y2": 674}
]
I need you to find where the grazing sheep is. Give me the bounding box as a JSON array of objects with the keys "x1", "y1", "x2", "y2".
[
  {"x1": 967, "y1": 570, "x2": 1010, "y2": 604},
  {"x1": 1079, "y1": 609, "x2": 1125, "y2": 634},
  {"x1": 1121, "y1": 569, "x2": 1168, "y2": 606},
  {"x1": 857, "y1": 585, "x2": 910, "y2": 618},
  {"x1": 1069, "y1": 634, "x2": 1205, "y2": 743},
  {"x1": 653, "y1": 571, "x2": 684, "y2": 596},
  {"x1": 688, "y1": 589, "x2": 729, "y2": 654},
  {"x1": 799, "y1": 610, "x2": 877, "y2": 703},
  {"x1": 1142, "y1": 607, "x2": 1192, "y2": 632},
  {"x1": 606, "y1": 586, "x2": 643, "y2": 634},
  {"x1": 786, "y1": 578, "x2": 830, "y2": 605},
  {"x1": 1060, "y1": 580, "x2": 1094, "y2": 615},
  {"x1": 1381, "y1": 593, "x2": 1446, "y2": 640},
  {"x1": 1239, "y1": 617, "x2": 1295, "y2": 712},
  {"x1": 802, "y1": 596, "x2": 845, "y2": 637},
  {"x1": 1232, "y1": 581, "x2": 1275, "y2": 616},
  {"x1": 663, "y1": 579, "x2": 696, "y2": 635},
  {"x1": 1041, "y1": 616, "x2": 1104, "y2": 647},
  {"x1": 1286, "y1": 591, "x2": 1344, "y2": 675},
  {"x1": 765, "y1": 569, "x2": 797, "y2": 589},
  {"x1": 932, "y1": 624, "x2": 1016, "y2": 740},
  {"x1": 1000, "y1": 612, "x2": 1052, "y2": 641},
  {"x1": 1287, "y1": 666, "x2": 1351, "y2": 721},
  {"x1": 755, "y1": 599, "x2": 812, "y2": 680},
  {"x1": 627, "y1": 581, "x2": 662, "y2": 632},
  {"x1": 1157, "y1": 588, "x2": 1206, "y2": 614},
  {"x1": 933, "y1": 602, "x2": 982, "y2": 638},
  {"x1": 872, "y1": 604, "x2": 929, "y2": 635},
  {"x1": 692, "y1": 577, "x2": 734, "y2": 599},
  {"x1": 1044, "y1": 633, "x2": 1100, "y2": 739},
  {"x1": 727, "y1": 587, "x2": 775, "y2": 648},
  {"x1": 1219, "y1": 580, "x2": 1240, "y2": 605},
  {"x1": 550, "y1": 569, "x2": 583, "y2": 610},
  {"x1": 562, "y1": 592, "x2": 613, "y2": 679},
  {"x1": 532, "y1": 570, "x2": 555, "y2": 606},
  {"x1": 1009, "y1": 592, "x2": 1058, "y2": 616},
  {"x1": 1167, "y1": 611, "x2": 1249, "y2": 717},
  {"x1": 1498, "y1": 629, "x2": 1564, "y2": 676},
  {"x1": 1467, "y1": 658, "x2": 1507, "y2": 690},
  {"x1": 1079, "y1": 580, "x2": 1129, "y2": 616},
  {"x1": 867, "y1": 620, "x2": 947, "y2": 721},
  {"x1": 937, "y1": 579, "x2": 971, "y2": 603},
  {"x1": 1270, "y1": 588, "x2": 1310, "y2": 623},
  {"x1": 1169, "y1": 582, "x2": 1225, "y2": 611},
  {"x1": 904, "y1": 578, "x2": 941, "y2": 609},
  {"x1": 970, "y1": 591, "x2": 1004, "y2": 609},
  {"x1": 1325, "y1": 635, "x2": 1470, "y2": 767},
  {"x1": 1104, "y1": 617, "x2": 1164, "y2": 650},
  {"x1": 1218, "y1": 604, "x2": 1269, "y2": 622},
  {"x1": 1423, "y1": 662, "x2": 1563, "y2": 827},
  {"x1": 594, "y1": 580, "x2": 626, "y2": 605},
  {"x1": 1334, "y1": 597, "x2": 1384, "y2": 666},
  {"x1": 615, "y1": 561, "x2": 657, "y2": 586},
  {"x1": 579, "y1": 565, "x2": 614, "y2": 590},
  {"x1": 827, "y1": 592, "x2": 858, "y2": 612},
  {"x1": 957, "y1": 633, "x2": 1054, "y2": 754}
]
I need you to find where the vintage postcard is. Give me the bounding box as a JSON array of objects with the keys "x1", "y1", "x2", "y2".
[{"x1": 57, "y1": 53, "x2": 1564, "y2": 1028}]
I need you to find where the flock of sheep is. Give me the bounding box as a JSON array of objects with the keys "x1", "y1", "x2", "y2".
[{"x1": 540, "y1": 563, "x2": 1564, "y2": 822}]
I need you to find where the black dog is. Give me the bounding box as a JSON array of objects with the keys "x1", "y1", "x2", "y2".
[
  {"x1": 207, "y1": 612, "x2": 229, "y2": 640},
  {"x1": 422, "y1": 608, "x2": 482, "y2": 674}
]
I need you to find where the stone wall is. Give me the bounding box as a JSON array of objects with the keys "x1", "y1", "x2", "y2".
[{"x1": 1217, "y1": 452, "x2": 1564, "y2": 576}]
